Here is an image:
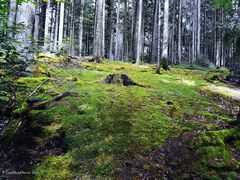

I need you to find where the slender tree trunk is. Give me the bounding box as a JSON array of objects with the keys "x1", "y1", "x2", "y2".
[
  {"x1": 15, "y1": 2, "x2": 35, "y2": 49},
  {"x1": 115, "y1": 0, "x2": 121, "y2": 60},
  {"x1": 8, "y1": 0, "x2": 17, "y2": 38},
  {"x1": 54, "y1": 2, "x2": 60, "y2": 51},
  {"x1": 216, "y1": 39, "x2": 221, "y2": 66},
  {"x1": 156, "y1": 0, "x2": 162, "y2": 73},
  {"x1": 178, "y1": 0, "x2": 182, "y2": 64},
  {"x1": 221, "y1": 10, "x2": 225, "y2": 66},
  {"x1": 44, "y1": 0, "x2": 51, "y2": 49},
  {"x1": 58, "y1": 2, "x2": 65, "y2": 50},
  {"x1": 129, "y1": 1, "x2": 136, "y2": 60},
  {"x1": 123, "y1": 0, "x2": 129, "y2": 60},
  {"x1": 214, "y1": 10, "x2": 217, "y2": 64},
  {"x1": 192, "y1": 0, "x2": 197, "y2": 63},
  {"x1": 93, "y1": 0, "x2": 106, "y2": 57},
  {"x1": 161, "y1": 0, "x2": 169, "y2": 60},
  {"x1": 151, "y1": 0, "x2": 160, "y2": 64},
  {"x1": 108, "y1": 1, "x2": 114, "y2": 60},
  {"x1": 134, "y1": 0, "x2": 143, "y2": 65},
  {"x1": 50, "y1": 5, "x2": 56, "y2": 51},
  {"x1": 34, "y1": 0, "x2": 40, "y2": 44},
  {"x1": 197, "y1": 0, "x2": 201, "y2": 60},
  {"x1": 78, "y1": 0, "x2": 85, "y2": 56}
]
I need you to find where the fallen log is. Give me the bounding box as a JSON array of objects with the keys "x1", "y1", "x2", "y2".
[{"x1": 29, "y1": 92, "x2": 80, "y2": 110}]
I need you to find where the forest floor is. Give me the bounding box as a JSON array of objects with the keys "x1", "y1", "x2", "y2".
[{"x1": 0, "y1": 54, "x2": 240, "y2": 179}]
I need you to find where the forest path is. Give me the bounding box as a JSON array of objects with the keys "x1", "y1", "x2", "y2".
[{"x1": 205, "y1": 84, "x2": 240, "y2": 100}]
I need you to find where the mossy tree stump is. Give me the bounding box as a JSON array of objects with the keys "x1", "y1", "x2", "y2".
[{"x1": 104, "y1": 74, "x2": 144, "y2": 87}]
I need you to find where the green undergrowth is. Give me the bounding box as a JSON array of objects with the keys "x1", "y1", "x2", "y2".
[{"x1": 4, "y1": 56, "x2": 239, "y2": 179}]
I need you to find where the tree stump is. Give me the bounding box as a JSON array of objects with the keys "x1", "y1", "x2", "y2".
[
  {"x1": 104, "y1": 74, "x2": 142, "y2": 86},
  {"x1": 88, "y1": 56, "x2": 103, "y2": 63}
]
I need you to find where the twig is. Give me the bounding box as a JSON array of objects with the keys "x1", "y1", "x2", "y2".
[{"x1": 28, "y1": 79, "x2": 50, "y2": 97}]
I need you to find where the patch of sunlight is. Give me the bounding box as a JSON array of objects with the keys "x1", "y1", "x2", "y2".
[
  {"x1": 79, "y1": 104, "x2": 92, "y2": 111},
  {"x1": 139, "y1": 65, "x2": 150, "y2": 68},
  {"x1": 93, "y1": 70, "x2": 104, "y2": 74},
  {"x1": 176, "y1": 79, "x2": 196, "y2": 86},
  {"x1": 161, "y1": 79, "x2": 170, "y2": 83},
  {"x1": 205, "y1": 84, "x2": 240, "y2": 100}
]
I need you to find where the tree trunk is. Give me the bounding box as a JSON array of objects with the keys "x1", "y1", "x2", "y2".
[
  {"x1": 192, "y1": 0, "x2": 197, "y2": 63},
  {"x1": 161, "y1": 0, "x2": 169, "y2": 60},
  {"x1": 54, "y1": 2, "x2": 60, "y2": 52},
  {"x1": 178, "y1": 0, "x2": 182, "y2": 64},
  {"x1": 115, "y1": 0, "x2": 121, "y2": 60},
  {"x1": 34, "y1": 0, "x2": 40, "y2": 44},
  {"x1": 134, "y1": 0, "x2": 143, "y2": 65},
  {"x1": 156, "y1": 0, "x2": 162, "y2": 73},
  {"x1": 58, "y1": 2, "x2": 65, "y2": 51},
  {"x1": 15, "y1": 2, "x2": 35, "y2": 49},
  {"x1": 93, "y1": 0, "x2": 106, "y2": 57},
  {"x1": 44, "y1": 1, "x2": 51, "y2": 50},
  {"x1": 78, "y1": 0, "x2": 85, "y2": 56},
  {"x1": 151, "y1": 0, "x2": 160, "y2": 64},
  {"x1": 197, "y1": 0, "x2": 201, "y2": 60},
  {"x1": 8, "y1": 0, "x2": 17, "y2": 38}
]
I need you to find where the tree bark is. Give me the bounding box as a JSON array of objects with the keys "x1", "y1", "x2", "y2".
[
  {"x1": 197, "y1": 0, "x2": 201, "y2": 60},
  {"x1": 93, "y1": 0, "x2": 106, "y2": 57},
  {"x1": 15, "y1": 1, "x2": 35, "y2": 49},
  {"x1": 161, "y1": 0, "x2": 169, "y2": 60},
  {"x1": 134, "y1": 0, "x2": 143, "y2": 65},
  {"x1": 78, "y1": 0, "x2": 85, "y2": 56},
  {"x1": 8, "y1": 0, "x2": 17, "y2": 38},
  {"x1": 156, "y1": 0, "x2": 162, "y2": 73},
  {"x1": 178, "y1": 0, "x2": 182, "y2": 64},
  {"x1": 115, "y1": 0, "x2": 121, "y2": 60},
  {"x1": 58, "y1": 2, "x2": 65, "y2": 51}
]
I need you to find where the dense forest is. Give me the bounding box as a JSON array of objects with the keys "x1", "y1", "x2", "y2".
[
  {"x1": 0, "y1": 0, "x2": 240, "y2": 179},
  {"x1": 2, "y1": 0, "x2": 240, "y2": 66}
]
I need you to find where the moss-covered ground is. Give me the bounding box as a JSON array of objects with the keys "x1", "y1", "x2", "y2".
[{"x1": 1, "y1": 55, "x2": 240, "y2": 179}]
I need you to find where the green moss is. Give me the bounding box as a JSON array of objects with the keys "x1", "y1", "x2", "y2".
[
  {"x1": 221, "y1": 172, "x2": 238, "y2": 179},
  {"x1": 234, "y1": 140, "x2": 240, "y2": 150},
  {"x1": 34, "y1": 155, "x2": 75, "y2": 180},
  {"x1": 93, "y1": 155, "x2": 114, "y2": 176},
  {"x1": 199, "y1": 146, "x2": 233, "y2": 168},
  {"x1": 16, "y1": 77, "x2": 49, "y2": 84},
  {"x1": 198, "y1": 129, "x2": 233, "y2": 146},
  {"x1": 8, "y1": 56, "x2": 237, "y2": 178},
  {"x1": 1, "y1": 119, "x2": 19, "y2": 142},
  {"x1": 12, "y1": 102, "x2": 28, "y2": 117}
]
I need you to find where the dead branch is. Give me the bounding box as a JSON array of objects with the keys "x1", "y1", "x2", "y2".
[{"x1": 28, "y1": 79, "x2": 50, "y2": 97}]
